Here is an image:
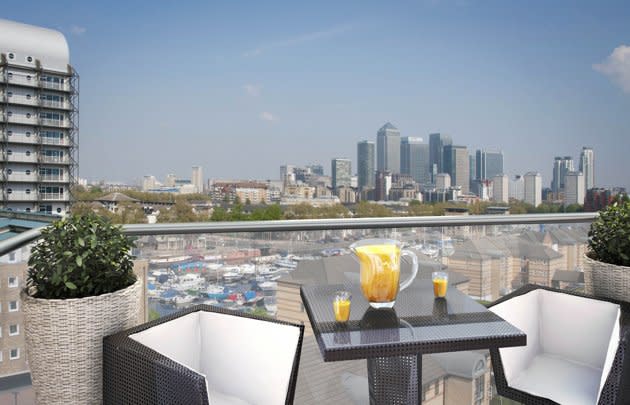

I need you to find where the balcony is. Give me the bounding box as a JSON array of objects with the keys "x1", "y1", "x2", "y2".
[
  {"x1": 38, "y1": 99, "x2": 69, "y2": 109},
  {"x1": 38, "y1": 118, "x2": 69, "y2": 128},
  {"x1": 38, "y1": 174, "x2": 68, "y2": 183},
  {"x1": 0, "y1": 213, "x2": 628, "y2": 404},
  {"x1": 38, "y1": 136, "x2": 68, "y2": 146},
  {"x1": 38, "y1": 193, "x2": 67, "y2": 201},
  {"x1": 38, "y1": 80, "x2": 70, "y2": 92},
  {"x1": 6, "y1": 174, "x2": 36, "y2": 182},
  {"x1": 38, "y1": 155, "x2": 68, "y2": 164},
  {"x1": 5, "y1": 192, "x2": 37, "y2": 201}
]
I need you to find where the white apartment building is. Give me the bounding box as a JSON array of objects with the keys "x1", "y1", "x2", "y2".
[
  {"x1": 524, "y1": 172, "x2": 542, "y2": 208},
  {"x1": 492, "y1": 174, "x2": 509, "y2": 203},
  {"x1": 1, "y1": 19, "x2": 78, "y2": 215},
  {"x1": 564, "y1": 171, "x2": 585, "y2": 206}
]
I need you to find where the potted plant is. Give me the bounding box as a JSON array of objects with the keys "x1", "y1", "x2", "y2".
[
  {"x1": 584, "y1": 195, "x2": 630, "y2": 302},
  {"x1": 22, "y1": 213, "x2": 142, "y2": 404}
]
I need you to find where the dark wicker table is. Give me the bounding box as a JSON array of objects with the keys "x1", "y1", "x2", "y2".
[{"x1": 301, "y1": 280, "x2": 527, "y2": 405}]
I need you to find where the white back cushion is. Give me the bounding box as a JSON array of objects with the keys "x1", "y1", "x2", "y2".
[
  {"x1": 130, "y1": 312, "x2": 202, "y2": 372},
  {"x1": 199, "y1": 312, "x2": 300, "y2": 405},
  {"x1": 539, "y1": 290, "x2": 619, "y2": 369},
  {"x1": 489, "y1": 290, "x2": 541, "y2": 384}
]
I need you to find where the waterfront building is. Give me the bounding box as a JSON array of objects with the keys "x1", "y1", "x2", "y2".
[{"x1": 1, "y1": 19, "x2": 78, "y2": 215}]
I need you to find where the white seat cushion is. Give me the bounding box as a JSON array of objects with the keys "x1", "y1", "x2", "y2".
[
  {"x1": 511, "y1": 353, "x2": 601, "y2": 405},
  {"x1": 130, "y1": 311, "x2": 301, "y2": 405}
]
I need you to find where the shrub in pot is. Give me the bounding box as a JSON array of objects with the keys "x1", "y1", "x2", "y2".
[
  {"x1": 584, "y1": 196, "x2": 630, "y2": 302},
  {"x1": 23, "y1": 213, "x2": 142, "y2": 404}
]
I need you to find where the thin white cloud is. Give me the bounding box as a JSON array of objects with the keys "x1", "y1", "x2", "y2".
[
  {"x1": 243, "y1": 23, "x2": 353, "y2": 57},
  {"x1": 259, "y1": 112, "x2": 276, "y2": 122},
  {"x1": 243, "y1": 84, "x2": 262, "y2": 97},
  {"x1": 70, "y1": 25, "x2": 87, "y2": 36},
  {"x1": 593, "y1": 45, "x2": 630, "y2": 94}
]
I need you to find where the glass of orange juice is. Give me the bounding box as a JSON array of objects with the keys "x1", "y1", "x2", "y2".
[
  {"x1": 432, "y1": 271, "x2": 449, "y2": 298},
  {"x1": 333, "y1": 291, "x2": 352, "y2": 322},
  {"x1": 350, "y1": 239, "x2": 418, "y2": 309}
]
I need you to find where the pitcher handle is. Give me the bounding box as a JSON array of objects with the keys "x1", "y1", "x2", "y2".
[{"x1": 399, "y1": 249, "x2": 418, "y2": 292}]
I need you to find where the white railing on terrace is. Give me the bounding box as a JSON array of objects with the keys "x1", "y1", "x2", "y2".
[
  {"x1": 39, "y1": 81, "x2": 69, "y2": 91},
  {"x1": 39, "y1": 100, "x2": 68, "y2": 109},
  {"x1": 39, "y1": 137, "x2": 68, "y2": 146},
  {"x1": 39, "y1": 118, "x2": 69, "y2": 128},
  {"x1": 39, "y1": 193, "x2": 67, "y2": 201},
  {"x1": 39, "y1": 156, "x2": 68, "y2": 164},
  {"x1": 38, "y1": 174, "x2": 67, "y2": 182}
]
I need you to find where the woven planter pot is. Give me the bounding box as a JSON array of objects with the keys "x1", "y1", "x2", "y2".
[
  {"x1": 22, "y1": 279, "x2": 142, "y2": 404},
  {"x1": 583, "y1": 254, "x2": 630, "y2": 303}
]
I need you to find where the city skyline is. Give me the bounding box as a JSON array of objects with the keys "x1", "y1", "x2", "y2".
[{"x1": 3, "y1": 1, "x2": 629, "y2": 189}]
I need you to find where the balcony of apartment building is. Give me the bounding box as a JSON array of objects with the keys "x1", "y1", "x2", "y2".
[
  {"x1": 3, "y1": 71, "x2": 38, "y2": 88},
  {"x1": 1, "y1": 130, "x2": 37, "y2": 145},
  {"x1": 4, "y1": 189, "x2": 37, "y2": 202},
  {"x1": 0, "y1": 213, "x2": 628, "y2": 405},
  {"x1": 37, "y1": 117, "x2": 69, "y2": 129},
  {"x1": 37, "y1": 173, "x2": 68, "y2": 183},
  {"x1": 4, "y1": 150, "x2": 37, "y2": 164}
]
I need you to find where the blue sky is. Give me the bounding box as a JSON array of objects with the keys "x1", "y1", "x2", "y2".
[{"x1": 4, "y1": 1, "x2": 630, "y2": 189}]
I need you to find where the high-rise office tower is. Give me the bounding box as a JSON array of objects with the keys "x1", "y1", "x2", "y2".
[
  {"x1": 400, "y1": 137, "x2": 430, "y2": 185},
  {"x1": 492, "y1": 174, "x2": 509, "y2": 203},
  {"x1": 192, "y1": 166, "x2": 203, "y2": 193},
  {"x1": 307, "y1": 164, "x2": 324, "y2": 176},
  {"x1": 475, "y1": 149, "x2": 504, "y2": 180},
  {"x1": 564, "y1": 171, "x2": 585, "y2": 206},
  {"x1": 429, "y1": 133, "x2": 452, "y2": 183},
  {"x1": 331, "y1": 158, "x2": 351, "y2": 193},
  {"x1": 0, "y1": 19, "x2": 79, "y2": 215},
  {"x1": 376, "y1": 122, "x2": 400, "y2": 174},
  {"x1": 551, "y1": 156, "x2": 574, "y2": 194},
  {"x1": 580, "y1": 147, "x2": 594, "y2": 191},
  {"x1": 524, "y1": 172, "x2": 542, "y2": 207},
  {"x1": 357, "y1": 140, "x2": 375, "y2": 190},
  {"x1": 469, "y1": 154, "x2": 476, "y2": 183},
  {"x1": 443, "y1": 145, "x2": 469, "y2": 194}
]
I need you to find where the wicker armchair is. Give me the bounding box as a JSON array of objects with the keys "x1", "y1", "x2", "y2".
[
  {"x1": 488, "y1": 285, "x2": 629, "y2": 405},
  {"x1": 103, "y1": 305, "x2": 304, "y2": 405}
]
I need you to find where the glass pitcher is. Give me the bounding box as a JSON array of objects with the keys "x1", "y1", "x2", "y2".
[{"x1": 350, "y1": 238, "x2": 418, "y2": 309}]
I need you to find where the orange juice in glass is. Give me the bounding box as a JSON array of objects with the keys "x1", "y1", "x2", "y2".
[
  {"x1": 432, "y1": 271, "x2": 449, "y2": 298},
  {"x1": 333, "y1": 291, "x2": 351, "y2": 322},
  {"x1": 350, "y1": 239, "x2": 418, "y2": 309}
]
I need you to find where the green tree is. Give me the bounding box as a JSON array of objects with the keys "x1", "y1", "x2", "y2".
[
  {"x1": 355, "y1": 201, "x2": 393, "y2": 218},
  {"x1": 159, "y1": 200, "x2": 199, "y2": 223},
  {"x1": 112, "y1": 201, "x2": 146, "y2": 224}
]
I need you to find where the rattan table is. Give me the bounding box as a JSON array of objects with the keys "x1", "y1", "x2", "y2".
[{"x1": 301, "y1": 280, "x2": 526, "y2": 405}]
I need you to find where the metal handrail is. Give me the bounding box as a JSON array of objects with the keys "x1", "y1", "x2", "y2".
[{"x1": 0, "y1": 212, "x2": 597, "y2": 257}]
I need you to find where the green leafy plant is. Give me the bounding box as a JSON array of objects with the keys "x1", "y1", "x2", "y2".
[
  {"x1": 588, "y1": 196, "x2": 630, "y2": 267},
  {"x1": 27, "y1": 213, "x2": 137, "y2": 299}
]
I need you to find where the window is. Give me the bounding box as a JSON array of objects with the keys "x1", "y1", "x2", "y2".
[
  {"x1": 7, "y1": 91, "x2": 12, "y2": 97},
  {"x1": 6, "y1": 189, "x2": 12, "y2": 194},
  {"x1": 10, "y1": 349, "x2": 19, "y2": 360},
  {"x1": 27, "y1": 56, "x2": 33, "y2": 62},
  {"x1": 56, "y1": 207, "x2": 62, "y2": 213},
  {"x1": 8, "y1": 52, "x2": 14, "y2": 59},
  {"x1": 26, "y1": 151, "x2": 31, "y2": 156},
  {"x1": 7, "y1": 72, "x2": 12, "y2": 79},
  {"x1": 25, "y1": 208, "x2": 31, "y2": 212},
  {"x1": 8, "y1": 301, "x2": 18, "y2": 312},
  {"x1": 26, "y1": 94, "x2": 31, "y2": 100},
  {"x1": 25, "y1": 170, "x2": 31, "y2": 175},
  {"x1": 6, "y1": 150, "x2": 11, "y2": 155},
  {"x1": 26, "y1": 75, "x2": 31, "y2": 81},
  {"x1": 7, "y1": 111, "x2": 12, "y2": 117},
  {"x1": 26, "y1": 131, "x2": 31, "y2": 137},
  {"x1": 39, "y1": 204, "x2": 52, "y2": 214},
  {"x1": 7, "y1": 130, "x2": 12, "y2": 136},
  {"x1": 9, "y1": 324, "x2": 18, "y2": 336},
  {"x1": 25, "y1": 189, "x2": 31, "y2": 194},
  {"x1": 6, "y1": 169, "x2": 12, "y2": 175},
  {"x1": 26, "y1": 113, "x2": 31, "y2": 118}
]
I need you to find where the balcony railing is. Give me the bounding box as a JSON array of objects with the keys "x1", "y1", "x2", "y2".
[
  {"x1": 39, "y1": 136, "x2": 68, "y2": 146},
  {"x1": 38, "y1": 155, "x2": 68, "y2": 164},
  {"x1": 38, "y1": 174, "x2": 68, "y2": 182},
  {"x1": 1, "y1": 212, "x2": 619, "y2": 405},
  {"x1": 39, "y1": 81, "x2": 69, "y2": 91},
  {"x1": 39, "y1": 193, "x2": 67, "y2": 201},
  {"x1": 38, "y1": 118, "x2": 69, "y2": 128},
  {"x1": 39, "y1": 99, "x2": 68, "y2": 109}
]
